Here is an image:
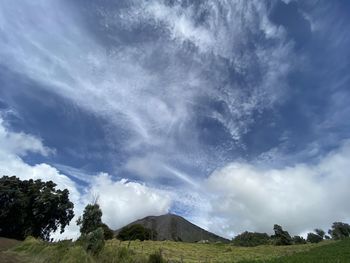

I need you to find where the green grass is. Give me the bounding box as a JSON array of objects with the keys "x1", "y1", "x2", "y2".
[
  {"x1": 9, "y1": 237, "x2": 341, "y2": 263},
  {"x1": 239, "y1": 238, "x2": 350, "y2": 263}
]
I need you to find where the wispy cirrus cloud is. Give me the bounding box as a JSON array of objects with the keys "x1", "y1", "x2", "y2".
[{"x1": 0, "y1": 0, "x2": 294, "y2": 183}]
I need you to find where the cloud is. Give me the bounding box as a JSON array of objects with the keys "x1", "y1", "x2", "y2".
[
  {"x1": 0, "y1": 118, "x2": 172, "y2": 239},
  {"x1": 0, "y1": 0, "x2": 295, "y2": 180},
  {"x1": 205, "y1": 140, "x2": 350, "y2": 237},
  {"x1": 86, "y1": 173, "x2": 171, "y2": 230},
  {"x1": 0, "y1": 118, "x2": 52, "y2": 157}
]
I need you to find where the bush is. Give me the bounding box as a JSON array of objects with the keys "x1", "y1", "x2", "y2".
[
  {"x1": 148, "y1": 250, "x2": 166, "y2": 263},
  {"x1": 79, "y1": 227, "x2": 105, "y2": 255},
  {"x1": 307, "y1": 232, "x2": 323, "y2": 243},
  {"x1": 232, "y1": 231, "x2": 270, "y2": 247},
  {"x1": 117, "y1": 224, "x2": 157, "y2": 241},
  {"x1": 292, "y1": 235, "x2": 307, "y2": 245}
]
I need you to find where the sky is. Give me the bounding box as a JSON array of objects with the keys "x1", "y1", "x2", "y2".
[{"x1": 0, "y1": 0, "x2": 350, "y2": 239}]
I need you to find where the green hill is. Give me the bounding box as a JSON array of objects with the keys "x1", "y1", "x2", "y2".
[
  {"x1": 240, "y1": 238, "x2": 350, "y2": 263},
  {"x1": 3, "y1": 236, "x2": 346, "y2": 263}
]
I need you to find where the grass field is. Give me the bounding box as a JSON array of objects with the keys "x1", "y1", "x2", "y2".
[
  {"x1": 240, "y1": 238, "x2": 350, "y2": 263},
  {"x1": 3, "y1": 237, "x2": 346, "y2": 263}
]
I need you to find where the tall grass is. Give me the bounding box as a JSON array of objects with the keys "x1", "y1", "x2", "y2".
[
  {"x1": 11, "y1": 237, "x2": 342, "y2": 263},
  {"x1": 239, "y1": 238, "x2": 350, "y2": 263}
]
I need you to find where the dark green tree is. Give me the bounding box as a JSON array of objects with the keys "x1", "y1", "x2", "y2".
[
  {"x1": 0, "y1": 176, "x2": 74, "y2": 241},
  {"x1": 101, "y1": 223, "x2": 114, "y2": 240},
  {"x1": 272, "y1": 224, "x2": 292, "y2": 246},
  {"x1": 117, "y1": 224, "x2": 157, "y2": 241},
  {"x1": 328, "y1": 222, "x2": 350, "y2": 240},
  {"x1": 307, "y1": 232, "x2": 323, "y2": 243},
  {"x1": 232, "y1": 231, "x2": 270, "y2": 247},
  {"x1": 77, "y1": 204, "x2": 102, "y2": 235},
  {"x1": 292, "y1": 235, "x2": 307, "y2": 244},
  {"x1": 314, "y1": 228, "x2": 325, "y2": 239}
]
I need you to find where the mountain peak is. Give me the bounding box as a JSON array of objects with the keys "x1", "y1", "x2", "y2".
[{"x1": 115, "y1": 214, "x2": 229, "y2": 243}]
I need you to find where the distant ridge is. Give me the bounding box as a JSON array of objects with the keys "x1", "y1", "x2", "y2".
[{"x1": 114, "y1": 214, "x2": 229, "y2": 243}]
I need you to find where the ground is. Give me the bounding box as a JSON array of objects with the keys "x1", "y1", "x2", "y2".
[
  {"x1": 1, "y1": 236, "x2": 350, "y2": 262},
  {"x1": 0, "y1": 237, "x2": 25, "y2": 263}
]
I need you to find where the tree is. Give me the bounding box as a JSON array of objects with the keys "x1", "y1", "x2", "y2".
[
  {"x1": 232, "y1": 231, "x2": 270, "y2": 247},
  {"x1": 328, "y1": 222, "x2": 350, "y2": 240},
  {"x1": 292, "y1": 235, "x2": 307, "y2": 245},
  {"x1": 314, "y1": 228, "x2": 325, "y2": 239},
  {"x1": 272, "y1": 224, "x2": 292, "y2": 246},
  {"x1": 117, "y1": 224, "x2": 157, "y2": 241},
  {"x1": 307, "y1": 232, "x2": 323, "y2": 243},
  {"x1": 0, "y1": 176, "x2": 74, "y2": 241},
  {"x1": 77, "y1": 204, "x2": 102, "y2": 235},
  {"x1": 101, "y1": 223, "x2": 114, "y2": 240}
]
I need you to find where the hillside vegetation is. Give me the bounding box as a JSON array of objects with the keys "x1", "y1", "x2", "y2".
[
  {"x1": 240, "y1": 238, "x2": 350, "y2": 263},
  {"x1": 7, "y1": 237, "x2": 339, "y2": 263}
]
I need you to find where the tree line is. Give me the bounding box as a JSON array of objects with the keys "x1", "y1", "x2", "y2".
[
  {"x1": 1, "y1": 175, "x2": 350, "y2": 252},
  {"x1": 232, "y1": 222, "x2": 350, "y2": 247}
]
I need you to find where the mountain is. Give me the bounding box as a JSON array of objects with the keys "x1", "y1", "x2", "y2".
[{"x1": 114, "y1": 214, "x2": 229, "y2": 243}]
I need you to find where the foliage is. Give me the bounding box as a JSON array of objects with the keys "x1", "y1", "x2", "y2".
[
  {"x1": 148, "y1": 249, "x2": 166, "y2": 263},
  {"x1": 77, "y1": 204, "x2": 102, "y2": 235},
  {"x1": 232, "y1": 231, "x2": 270, "y2": 247},
  {"x1": 307, "y1": 232, "x2": 323, "y2": 243},
  {"x1": 328, "y1": 222, "x2": 350, "y2": 240},
  {"x1": 292, "y1": 235, "x2": 307, "y2": 245},
  {"x1": 272, "y1": 224, "x2": 292, "y2": 246},
  {"x1": 101, "y1": 223, "x2": 114, "y2": 240},
  {"x1": 79, "y1": 227, "x2": 105, "y2": 255},
  {"x1": 10, "y1": 237, "x2": 331, "y2": 263},
  {"x1": 117, "y1": 224, "x2": 157, "y2": 241},
  {"x1": 239, "y1": 238, "x2": 350, "y2": 263},
  {"x1": 0, "y1": 176, "x2": 74, "y2": 241},
  {"x1": 314, "y1": 228, "x2": 325, "y2": 238}
]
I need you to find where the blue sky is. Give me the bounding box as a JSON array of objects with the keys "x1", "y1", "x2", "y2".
[{"x1": 0, "y1": 0, "x2": 350, "y2": 239}]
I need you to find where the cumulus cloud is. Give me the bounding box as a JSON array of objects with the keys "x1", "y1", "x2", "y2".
[
  {"x1": 205, "y1": 140, "x2": 350, "y2": 237},
  {"x1": 0, "y1": 118, "x2": 172, "y2": 239},
  {"x1": 0, "y1": 118, "x2": 52, "y2": 157},
  {"x1": 86, "y1": 173, "x2": 171, "y2": 230}
]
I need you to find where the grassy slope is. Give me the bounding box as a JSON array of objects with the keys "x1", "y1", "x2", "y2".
[
  {"x1": 117, "y1": 239, "x2": 331, "y2": 262},
  {"x1": 240, "y1": 238, "x2": 350, "y2": 263},
  {"x1": 8, "y1": 237, "x2": 337, "y2": 263}
]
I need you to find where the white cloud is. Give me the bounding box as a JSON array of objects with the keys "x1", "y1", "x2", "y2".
[
  {"x1": 0, "y1": 118, "x2": 172, "y2": 239},
  {"x1": 0, "y1": 118, "x2": 52, "y2": 157},
  {"x1": 205, "y1": 140, "x2": 350, "y2": 237},
  {"x1": 0, "y1": 0, "x2": 294, "y2": 162},
  {"x1": 86, "y1": 173, "x2": 171, "y2": 230}
]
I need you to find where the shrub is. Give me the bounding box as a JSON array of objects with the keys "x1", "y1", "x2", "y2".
[
  {"x1": 307, "y1": 232, "x2": 323, "y2": 243},
  {"x1": 232, "y1": 231, "x2": 270, "y2": 247},
  {"x1": 148, "y1": 250, "x2": 166, "y2": 263},
  {"x1": 79, "y1": 227, "x2": 105, "y2": 255}
]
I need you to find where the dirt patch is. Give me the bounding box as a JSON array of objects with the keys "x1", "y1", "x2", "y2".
[
  {"x1": 0, "y1": 237, "x2": 21, "y2": 252},
  {"x1": 0, "y1": 237, "x2": 25, "y2": 263}
]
